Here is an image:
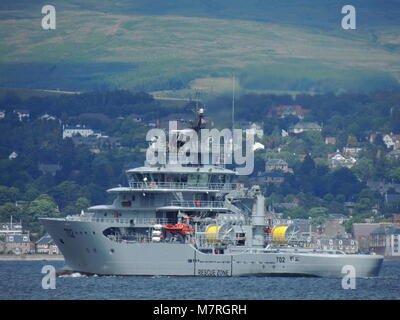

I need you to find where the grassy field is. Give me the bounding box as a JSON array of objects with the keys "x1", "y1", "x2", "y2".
[
  {"x1": 0, "y1": 87, "x2": 80, "y2": 100},
  {"x1": 0, "y1": 1, "x2": 399, "y2": 94}
]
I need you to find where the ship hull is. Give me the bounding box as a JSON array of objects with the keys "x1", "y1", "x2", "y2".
[{"x1": 41, "y1": 218, "x2": 383, "y2": 278}]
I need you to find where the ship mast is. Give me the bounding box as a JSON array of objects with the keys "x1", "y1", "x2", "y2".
[{"x1": 232, "y1": 74, "x2": 235, "y2": 131}]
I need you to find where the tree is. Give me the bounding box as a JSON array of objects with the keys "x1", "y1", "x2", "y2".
[
  {"x1": 298, "y1": 154, "x2": 316, "y2": 175},
  {"x1": 24, "y1": 194, "x2": 59, "y2": 234},
  {"x1": 388, "y1": 167, "x2": 400, "y2": 183},
  {"x1": 75, "y1": 197, "x2": 90, "y2": 211},
  {"x1": 309, "y1": 207, "x2": 329, "y2": 218},
  {"x1": 352, "y1": 157, "x2": 374, "y2": 182},
  {"x1": 354, "y1": 198, "x2": 375, "y2": 215},
  {"x1": 347, "y1": 135, "x2": 358, "y2": 146},
  {"x1": 0, "y1": 186, "x2": 19, "y2": 205},
  {"x1": 326, "y1": 167, "x2": 363, "y2": 199},
  {"x1": 62, "y1": 197, "x2": 91, "y2": 216},
  {"x1": 26, "y1": 194, "x2": 58, "y2": 218},
  {"x1": 0, "y1": 203, "x2": 23, "y2": 222},
  {"x1": 283, "y1": 207, "x2": 308, "y2": 219},
  {"x1": 49, "y1": 181, "x2": 82, "y2": 208}
]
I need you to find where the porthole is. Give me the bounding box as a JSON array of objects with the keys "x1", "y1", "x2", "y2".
[
  {"x1": 109, "y1": 249, "x2": 115, "y2": 254},
  {"x1": 59, "y1": 239, "x2": 64, "y2": 244}
]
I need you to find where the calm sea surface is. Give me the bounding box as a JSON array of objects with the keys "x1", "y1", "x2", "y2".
[{"x1": 0, "y1": 260, "x2": 399, "y2": 300}]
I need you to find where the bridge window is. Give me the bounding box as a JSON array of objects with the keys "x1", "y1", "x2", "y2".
[
  {"x1": 199, "y1": 173, "x2": 208, "y2": 185},
  {"x1": 188, "y1": 174, "x2": 198, "y2": 185},
  {"x1": 153, "y1": 173, "x2": 164, "y2": 182}
]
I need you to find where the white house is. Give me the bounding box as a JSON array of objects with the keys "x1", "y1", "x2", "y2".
[
  {"x1": 63, "y1": 125, "x2": 94, "y2": 139},
  {"x1": 8, "y1": 151, "x2": 18, "y2": 160},
  {"x1": 62, "y1": 125, "x2": 105, "y2": 139},
  {"x1": 328, "y1": 150, "x2": 356, "y2": 168},
  {"x1": 289, "y1": 122, "x2": 322, "y2": 134},
  {"x1": 383, "y1": 134, "x2": 400, "y2": 149},
  {"x1": 343, "y1": 147, "x2": 363, "y2": 157},
  {"x1": 13, "y1": 109, "x2": 30, "y2": 121},
  {"x1": 39, "y1": 113, "x2": 57, "y2": 121}
]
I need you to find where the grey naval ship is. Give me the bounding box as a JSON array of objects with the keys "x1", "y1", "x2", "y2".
[{"x1": 41, "y1": 108, "x2": 383, "y2": 278}]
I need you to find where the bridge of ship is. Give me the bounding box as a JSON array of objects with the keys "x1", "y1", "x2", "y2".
[{"x1": 124, "y1": 166, "x2": 239, "y2": 192}]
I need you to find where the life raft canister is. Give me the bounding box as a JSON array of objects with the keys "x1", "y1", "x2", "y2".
[
  {"x1": 272, "y1": 225, "x2": 289, "y2": 243},
  {"x1": 205, "y1": 225, "x2": 221, "y2": 240}
]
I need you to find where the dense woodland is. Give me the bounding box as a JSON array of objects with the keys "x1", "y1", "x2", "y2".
[{"x1": 0, "y1": 89, "x2": 400, "y2": 237}]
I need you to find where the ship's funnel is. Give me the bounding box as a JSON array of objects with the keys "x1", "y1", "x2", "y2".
[{"x1": 251, "y1": 190, "x2": 265, "y2": 248}]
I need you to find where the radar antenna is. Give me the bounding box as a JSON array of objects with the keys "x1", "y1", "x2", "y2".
[{"x1": 188, "y1": 90, "x2": 207, "y2": 134}]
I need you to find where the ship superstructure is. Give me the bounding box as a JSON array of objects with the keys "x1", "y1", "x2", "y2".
[{"x1": 41, "y1": 108, "x2": 383, "y2": 277}]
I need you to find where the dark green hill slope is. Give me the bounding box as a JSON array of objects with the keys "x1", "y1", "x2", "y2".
[{"x1": 0, "y1": 0, "x2": 399, "y2": 93}]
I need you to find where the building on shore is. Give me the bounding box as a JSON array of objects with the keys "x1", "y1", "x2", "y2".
[
  {"x1": 352, "y1": 223, "x2": 382, "y2": 252},
  {"x1": 0, "y1": 221, "x2": 23, "y2": 235},
  {"x1": 13, "y1": 109, "x2": 30, "y2": 122},
  {"x1": 62, "y1": 124, "x2": 106, "y2": 139},
  {"x1": 257, "y1": 171, "x2": 285, "y2": 185},
  {"x1": 1, "y1": 233, "x2": 35, "y2": 255},
  {"x1": 393, "y1": 214, "x2": 400, "y2": 224},
  {"x1": 0, "y1": 218, "x2": 35, "y2": 254},
  {"x1": 36, "y1": 233, "x2": 60, "y2": 255},
  {"x1": 352, "y1": 222, "x2": 400, "y2": 256},
  {"x1": 317, "y1": 237, "x2": 358, "y2": 253},
  {"x1": 38, "y1": 163, "x2": 62, "y2": 176},
  {"x1": 289, "y1": 122, "x2": 322, "y2": 134},
  {"x1": 265, "y1": 159, "x2": 292, "y2": 173},
  {"x1": 268, "y1": 105, "x2": 310, "y2": 119},
  {"x1": 328, "y1": 150, "x2": 357, "y2": 169},
  {"x1": 319, "y1": 218, "x2": 347, "y2": 238},
  {"x1": 369, "y1": 226, "x2": 400, "y2": 257},
  {"x1": 0, "y1": 217, "x2": 35, "y2": 254}
]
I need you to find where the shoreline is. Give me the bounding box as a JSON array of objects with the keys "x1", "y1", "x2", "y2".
[{"x1": 0, "y1": 254, "x2": 64, "y2": 261}]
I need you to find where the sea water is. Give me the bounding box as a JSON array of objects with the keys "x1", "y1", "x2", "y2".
[{"x1": 0, "y1": 260, "x2": 399, "y2": 300}]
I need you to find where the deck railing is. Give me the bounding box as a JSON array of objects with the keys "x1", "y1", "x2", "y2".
[
  {"x1": 127, "y1": 181, "x2": 241, "y2": 191},
  {"x1": 70, "y1": 216, "x2": 172, "y2": 225},
  {"x1": 164, "y1": 200, "x2": 225, "y2": 208}
]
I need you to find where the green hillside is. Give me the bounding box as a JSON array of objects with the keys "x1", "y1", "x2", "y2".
[{"x1": 0, "y1": 0, "x2": 399, "y2": 93}]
